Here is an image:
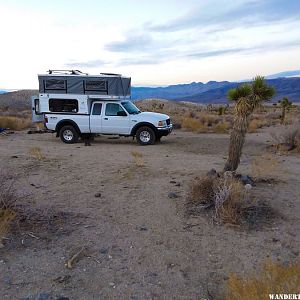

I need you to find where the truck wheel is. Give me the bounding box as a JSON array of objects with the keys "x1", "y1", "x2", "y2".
[
  {"x1": 136, "y1": 126, "x2": 155, "y2": 145},
  {"x1": 59, "y1": 125, "x2": 79, "y2": 144}
]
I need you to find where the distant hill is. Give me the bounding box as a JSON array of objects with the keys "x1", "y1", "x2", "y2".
[
  {"x1": 132, "y1": 77, "x2": 300, "y2": 103},
  {"x1": 0, "y1": 90, "x2": 38, "y2": 110}
]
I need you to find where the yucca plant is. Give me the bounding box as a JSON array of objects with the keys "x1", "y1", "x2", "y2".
[
  {"x1": 278, "y1": 97, "x2": 292, "y2": 124},
  {"x1": 224, "y1": 76, "x2": 275, "y2": 171}
]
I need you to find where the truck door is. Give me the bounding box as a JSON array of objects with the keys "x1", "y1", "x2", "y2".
[
  {"x1": 102, "y1": 103, "x2": 131, "y2": 134},
  {"x1": 90, "y1": 102, "x2": 103, "y2": 133},
  {"x1": 31, "y1": 96, "x2": 44, "y2": 123}
]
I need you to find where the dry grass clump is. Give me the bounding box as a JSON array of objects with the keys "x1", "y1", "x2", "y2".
[
  {"x1": 226, "y1": 260, "x2": 300, "y2": 300},
  {"x1": 187, "y1": 173, "x2": 277, "y2": 228},
  {"x1": 0, "y1": 173, "x2": 18, "y2": 247},
  {"x1": 181, "y1": 117, "x2": 205, "y2": 132},
  {"x1": 29, "y1": 147, "x2": 45, "y2": 160},
  {"x1": 131, "y1": 151, "x2": 144, "y2": 167},
  {"x1": 270, "y1": 124, "x2": 300, "y2": 151},
  {"x1": 181, "y1": 116, "x2": 230, "y2": 133},
  {"x1": 187, "y1": 174, "x2": 250, "y2": 225},
  {"x1": 0, "y1": 116, "x2": 31, "y2": 130},
  {"x1": 248, "y1": 119, "x2": 268, "y2": 133}
]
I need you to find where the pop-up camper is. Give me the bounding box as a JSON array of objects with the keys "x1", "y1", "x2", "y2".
[{"x1": 32, "y1": 70, "x2": 172, "y2": 145}]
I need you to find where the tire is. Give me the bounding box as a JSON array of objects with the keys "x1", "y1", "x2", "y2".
[
  {"x1": 59, "y1": 125, "x2": 79, "y2": 144},
  {"x1": 136, "y1": 126, "x2": 156, "y2": 145}
]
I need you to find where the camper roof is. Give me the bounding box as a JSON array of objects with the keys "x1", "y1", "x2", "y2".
[{"x1": 38, "y1": 70, "x2": 131, "y2": 96}]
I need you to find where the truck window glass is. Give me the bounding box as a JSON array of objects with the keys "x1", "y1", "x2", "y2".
[
  {"x1": 105, "y1": 103, "x2": 125, "y2": 116},
  {"x1": 92, "y1": 103, "x2": 102, "y2": 115},
  {"x1": 44, "y1": 79, "x2": 66, "y2": 90},
  {"x1": 49, "y1": 99, "x2": 78, "y2": 113}
]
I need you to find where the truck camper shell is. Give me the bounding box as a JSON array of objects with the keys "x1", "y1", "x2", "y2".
[{"x1": 38, "y1": 70, "x2": 131, "y2": 97}]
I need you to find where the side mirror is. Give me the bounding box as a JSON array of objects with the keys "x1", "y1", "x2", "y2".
[{"x1": 117, "y1": 111, "x2": 127, "y2": 116}]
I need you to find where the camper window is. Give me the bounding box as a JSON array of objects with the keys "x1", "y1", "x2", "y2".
[
  {"x1": 49, "y1": 99, "x2": 78, "y2": 113},
  {"x1": 85, "y1": 80, "x2": 107, "y2": 92},
  {"x1": 44, "y1": 79, "x2": 66, "y2": 90}
]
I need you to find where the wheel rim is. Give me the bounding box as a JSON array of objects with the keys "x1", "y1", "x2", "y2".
[
  {"x1": 63, "y1": 129, "x2": 74, "y2": 141},
  {"x1": 140, "y1": 130, "x2": 151, "y2": 143}
]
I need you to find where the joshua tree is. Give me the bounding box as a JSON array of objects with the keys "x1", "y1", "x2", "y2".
[
  {"x1": 224, "y1": 76, "x2": 275, "y2": 172},
  {"x1": 278, "y1": 97, "x2": 292, "y2": 124}
]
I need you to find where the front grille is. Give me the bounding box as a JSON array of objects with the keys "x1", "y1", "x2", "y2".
[{"x1": 166, "y1": 118, "x2": 170, "y2": 125}]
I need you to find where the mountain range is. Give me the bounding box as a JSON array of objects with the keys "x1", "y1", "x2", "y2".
[
  {"x1": 1, "y1": 77, "x2": 300, "y2": 109},
  {"x1": 131, "y1": 77, "x2": 300, "y2": 103}
]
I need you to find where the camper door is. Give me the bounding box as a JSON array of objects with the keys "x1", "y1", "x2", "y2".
[{"x1": 31, "y1": 96, "x2": 44, "y2": 123}]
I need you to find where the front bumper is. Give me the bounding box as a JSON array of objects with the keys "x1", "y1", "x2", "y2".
[{"x1": 156, "y1": 124, "x2": 173, "y2": 136}]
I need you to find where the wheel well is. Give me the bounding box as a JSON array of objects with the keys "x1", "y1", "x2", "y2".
[
  {"x1": 131, "y1": 122, "x2": 157, "y2": 136},
  {"x1": 55, "y1": 120, "x2": 81, "y2": 137}
]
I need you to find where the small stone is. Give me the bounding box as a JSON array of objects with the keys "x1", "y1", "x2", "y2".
[
  {"x1": 100, "y1": 247, "x2": 109, "y2": 254},
  {"x1": 37, "y1": 292, "x2": 51, "y2": 300},
  {"x1": 168, "y1": 192, "x2": 178, "y2": 199},
  {"x1": 11, "y1": 155, "x2": 18, "y2": 158},
  {"x1": 170, "y1": 180, "x2": 176, "y2": 184},
  {"x1": 244, "y1": 184, "x2": 252, "y2": 190},
  {"x1": 4, "y1": 276, "x2": 12, "y2": 285},
  {"x1": 56, "y1": 298, "x2": 70, "y2": 300},
  {"x1": 139, "y1": 225, "x2": 148, "y2": 231},
  {"x1": 94, "y1": 192, "x2": 102, "y2": 198},
  {"x1": 175, "y1": 183, "x2": 181, "y2": 187},
  {"x1": 240, "y1": 175, "x2": 254, "y2": 186},
  {"x1": 206, "y1": 169, "x2": 217, "y2": 177},
  {"x1": 20, "y1": 297, "x2": 30, "y2": 300}
]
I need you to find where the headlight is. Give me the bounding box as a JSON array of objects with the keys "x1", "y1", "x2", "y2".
[{"x1": 158, "y1": 120, "x2": 167, "y2": 127}]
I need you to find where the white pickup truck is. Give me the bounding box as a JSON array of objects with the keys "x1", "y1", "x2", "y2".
[{"x1": 32, "y1": 70, "x2": 172, "y2": 145}]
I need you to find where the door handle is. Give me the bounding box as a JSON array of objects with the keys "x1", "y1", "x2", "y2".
[{"x1": 104, "y1": 118, "x2": 108, "y2": 120}]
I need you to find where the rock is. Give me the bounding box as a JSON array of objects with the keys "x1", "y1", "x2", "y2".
[
  {"x1": 4, "y1": 276, "x2": 12, "y2": 285},
  {"x1": 56, "y1": 297, "x2": 70, "y2": 300},
  {"x1": 168, "y1": 192, "x2": 178, "y2": 199},
  {"x1": 240, "y1": 175, "x2": 254, "y2": 186},
  {"x1": 37, "y1": 292, "x2": 51, "y2": 300},
  {"x1": 206, "y1": 169, "x2": 217, "y2": 178},
  {"x1": 139, "y1": 225, "x2": 148, "y2": 231},
  {"x1": 244, "y1": 184, "x2": 252, "y2": 190},
  {"x1": 170, "y1": 180, "x2": 176, "y2": 184},
  {"x1": 175, "y1": 183, "x2": 181, "y2": 186},
  {"x1": 100, "y1": 247, "x2": 109, "y2": 254},
  {"x1": 94, "y1": 192, "x2": 102, "y2": 198},
  {"x1": 20, "y1": 298, "x2": 30, "y2": 300}
]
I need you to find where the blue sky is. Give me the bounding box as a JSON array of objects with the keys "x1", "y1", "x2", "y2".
[{"x1": 1, "y1": 0, "x2": 300, "y2": 88}]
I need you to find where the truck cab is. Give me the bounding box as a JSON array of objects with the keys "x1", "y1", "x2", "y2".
[{"x1": 32, "y1": 70, "x2": 172, "y2": 145}]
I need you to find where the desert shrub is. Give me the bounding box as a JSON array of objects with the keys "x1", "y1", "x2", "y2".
[
  {"x1": 0, "y1": 173, "x2": 18, "y2": 247},
  {"x1": 270, "y1": 124, "x2": 300, "y2": 149},
  {"x1": 188, "y1": 176, "x2": 215, "y2": 205},
  {"x1": 214, "y1": 122, "x2": 230, "y2": 133},
  {"x1": 226, "y1": 260, "x2": 300, "y2": 300},
  {"x1": 0, "y1": 116, "x2": 31, "y2": 130},
  {"x1": 213, "y1": 177, "x2": 247, "y2": 224},
  {"x1": 248, "y1": 119, "x2": 268, "y2": 133},
  {"x1": 181, "y1": 117, "x2": 205, "y2": 132},
  {"x1": 131, "y1": 151, "x2": 144, "y2": 167},
  {"x1": 188, "y1": 174, "x2": 250, "y2": 225},
  {"x1": 29, "y1": 147, "x2": 45, "y2": 160}
]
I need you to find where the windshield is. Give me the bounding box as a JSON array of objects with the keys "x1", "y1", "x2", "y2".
[{"x1": 121, "y1": 101, "x2": 141, "y2": 115}]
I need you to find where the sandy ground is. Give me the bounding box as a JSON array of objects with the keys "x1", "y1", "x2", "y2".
[{"x1": 0, "y1": 130, "x2": 299, "y2": 300}]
